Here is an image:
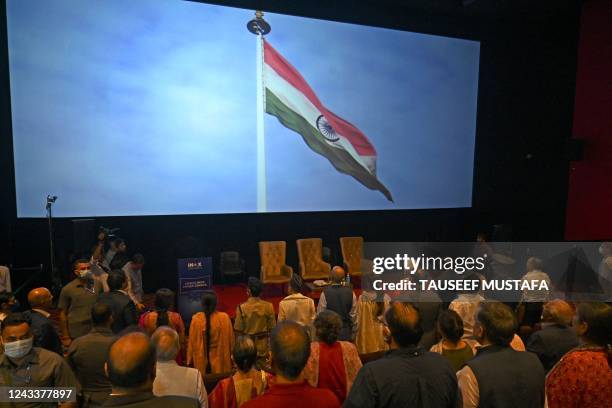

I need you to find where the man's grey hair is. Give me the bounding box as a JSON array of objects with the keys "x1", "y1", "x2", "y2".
[{"x1": 151, "y1": 326, "x2": 180, "y2": 362}]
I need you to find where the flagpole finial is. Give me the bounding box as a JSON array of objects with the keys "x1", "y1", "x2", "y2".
[{"x1": 247, "y1": 10, "x2": 271, "y2": 36}]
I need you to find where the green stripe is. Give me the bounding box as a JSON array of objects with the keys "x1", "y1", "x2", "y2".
[{"x1": 265, "y1": 89, "x2": 393, "y2": 201}]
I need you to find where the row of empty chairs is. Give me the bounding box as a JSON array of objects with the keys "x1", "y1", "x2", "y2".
[{"x1": 259, "y1": 236, "x2": 366, "y2": 285}]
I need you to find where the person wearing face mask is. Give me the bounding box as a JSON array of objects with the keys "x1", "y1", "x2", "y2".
[
  {"x1": 58, "y1": 259, "x2": 103, "y2": 347},
  {"x1": 0, "y1": 312, "x2": 80, "y2": 408}
]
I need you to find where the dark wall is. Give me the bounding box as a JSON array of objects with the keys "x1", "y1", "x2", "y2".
[
  {"x1": 565, "y1": 0, "x2": 612, "y2": 240},
  {"x1": 0, "y1": 0, "x2": 581, "y2": 294}
]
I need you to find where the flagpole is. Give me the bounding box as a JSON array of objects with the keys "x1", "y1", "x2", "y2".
[{"x1": 248, "y1": 11, "x2": 271, "y2": 212}]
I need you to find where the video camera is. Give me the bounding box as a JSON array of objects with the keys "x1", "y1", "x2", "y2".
[{"x1": 99, "y1": 226, "x2": 120, "y2": 240}]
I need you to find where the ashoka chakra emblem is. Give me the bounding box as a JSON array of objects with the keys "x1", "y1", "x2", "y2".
[{"x1": 316, "y1": 115, "x2": 340, "y2": 142}]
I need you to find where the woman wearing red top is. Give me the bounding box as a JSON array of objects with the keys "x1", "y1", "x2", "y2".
[
  {"x1": 303, "y1": 310, "x2": 362, "y2": 403},
  {"x1": 546, "y1": 302, "x2": 612, "y2": 408},
  {"x1": 139, "y1": 288, "x2": 186, "y2": 364}
]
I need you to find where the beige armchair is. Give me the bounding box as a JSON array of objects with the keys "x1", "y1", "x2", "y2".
[
  {"x1": 259, "y1": 241, "x2": 293, "y2": 285},
  {"x1": 340, "y1": 236, "x2": 372, "y2": 277},
  {"x1": 297, "y1": 238, "x2": 331, "y2": 281}
]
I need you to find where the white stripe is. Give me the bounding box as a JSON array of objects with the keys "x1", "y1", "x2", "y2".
[{"x1": 264, "y1": 64, "x2": 375, "y2": 174}]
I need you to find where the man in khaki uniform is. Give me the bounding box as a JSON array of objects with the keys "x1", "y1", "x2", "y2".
[{"x1": 234, "y1": 277, "x2": 276, "y2": 366}]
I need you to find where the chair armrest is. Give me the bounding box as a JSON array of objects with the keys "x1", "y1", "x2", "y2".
[{"x1": 320, "y1": 260, "x2": 331, "y2": 272}]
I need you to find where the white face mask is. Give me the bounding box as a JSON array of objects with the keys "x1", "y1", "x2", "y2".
[
  {"x1": 78, "y1": 269, "x2": 92, "y2": 279},
  {"x1": 3, "y1": 337, "x2": 33, "y2": 359}
]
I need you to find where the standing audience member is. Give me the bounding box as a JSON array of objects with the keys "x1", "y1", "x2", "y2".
[
  {"x1": 546, "y1": 302, "x2": 612, "y2": 408},
  {"x1": 344, "y1": 302, "x2": 459, "y2": 408},
  {"x1": 317, "y1": 266, "x2": 357, "y2": 341},
  {"x1": 104, "y1": 332, "x2": 199, "y2": 407},
  {"x1": 518, "y1": 257, "x2": 553, "y2": 339},
  {"x1": 0, "y1": 290, "x2": 17, "y2": 322},
  {"x1": 354, "y1": 274, "x2": 389, "y2": 355},
  {"x1": 66, "y1": 302, "x2": 117, "y2": 406},
  {"x1": 234, "y1": 277, "x2": 276, "y2": 365},
  {"x1": 408, "y1": 270, "x2": 443, "y2": 350},
  {"x1": 152, "y1": 326, "x2": 207, "y2": 407},
  {"x1": 448, "y1": 274, "x2": 485, "y2": 339},
  {"x1": 430, "y1": 309, "x2": 475, "y2": 372},
  {"x1": 449, "y1": 278, "x2": 526, "y2": 352},
  {"x1": 0, "y1": 313, "x2": 80, "y2": 408},
  {"x1": 140, "y1": 288, "x2": 185, "y2": 364},
  {"x1": 526, "y1": 299, "x2": 579, "y2": 372},
  {"x1": 27, "y1": 287, "x2": 62, "y2": 355},
  {"x1": 98, "y1": 270, "x2": 139, "y2": 334},
  {"x1": 122, "y1": 253, "x2": 146, "y2": 310},
  {"x1": 0, "y1": 262, "x2": 11, "y2": 292},
  {"x1": 457, "y1": 301, "x2": 546, "y2": 408},
  {"x1": 209, "y1": 335, "x2": 268, "y2": 408},
  {"x1": 597, "y1": 242, "x2": 612, "y2": 301},
  {"x1": 104, "y1": 237, "x2": 126, "y2": 270},
  {"x1": 188, "y1": 291, "x2": 234, "y2": 376},
  {"x1": 58, "y1": 259, "x2": 102, "y2": 345},
  {"x1": 303, "y1": 310, "x2": 362, "y2": 403},
  {"x1": 241, "y1": 321, "x2": 340, "y2": 408},
  {"x1": 277, "y1": 274, "x2": 316, "y2": 334}
]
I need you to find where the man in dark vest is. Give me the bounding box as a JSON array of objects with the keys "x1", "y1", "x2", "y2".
[
  {"x1": 317, "y1": 266, "x2": 356, "y2": 341},
  {"x1": 344, "y1": 302, "x2": 459, "y2": 407},
  {"x1": 98, "y1": 270, "x2": 138, "y2": 333},
  {"x1": 526, "y1": 299, "x2": 578, "y2": 372},
  {"x1": 457, "y1": 301, "x2": 545, "y2": 408}
]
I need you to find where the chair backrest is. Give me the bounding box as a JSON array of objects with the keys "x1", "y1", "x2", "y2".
[
  {"x1": 259, "y1": 241, "x2": 286, "y2": 278},
  {"x1": 297, "y1": 238, "x2": 324, "y2": 272},
  {"x1": 340, "y1": 236, "x2": 363, "y2": 274}
]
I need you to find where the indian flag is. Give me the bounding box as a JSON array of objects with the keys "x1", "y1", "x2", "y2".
[{"x1": 263, "y1": 39, "x2": 393, "y2": 202}]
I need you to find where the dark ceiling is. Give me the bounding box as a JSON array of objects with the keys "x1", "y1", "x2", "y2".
[{"x1": 190, "y1": 0, "x2": 581, "y2": 22}]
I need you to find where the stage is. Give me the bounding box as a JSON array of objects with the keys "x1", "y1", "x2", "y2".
[{"x1": 142, "y1": 282, "x2": 361, "y2": 320}]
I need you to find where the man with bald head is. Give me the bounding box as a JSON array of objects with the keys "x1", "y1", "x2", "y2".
[
  {"x1": 345, "y1": 302, "x2": 459, "y2": 408},
  {"x1": 152, "y1": 326, "x2": 207, "y2": 407},
  {"x1": 527, "y1": 299, "x2": 579, "y2": 372},
  {"x1": 27, "y1": 287, "x2": 62, "y2": 355},
  {"x1": 103, "y1": 332, "x2": 198, "y2": 407},
  {"x1": 317, "y1": 266, "x2": 357, "y2": 341},
  {"x1": 242, "y1": 321, "x2": 340, "y2": 408}
]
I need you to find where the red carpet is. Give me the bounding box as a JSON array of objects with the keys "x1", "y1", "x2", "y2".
[{"x1": 213, "y1": 283, "x2": 285, "y2": 319}]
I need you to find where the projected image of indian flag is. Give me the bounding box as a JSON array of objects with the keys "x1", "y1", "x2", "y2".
[{"x1": 263, "y1": 39, "x2": 393, "y2": 202}]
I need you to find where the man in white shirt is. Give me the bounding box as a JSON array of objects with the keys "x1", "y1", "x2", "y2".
[
  {"x1": 278, "y1": 274, "x2": 316, "y2": 336},
  {"x1": 520, "y1": 257, "x2": 553, "y2": 303},
  {"x1": 152, "y1": 326, "x2": 207, "y2": 407},
  {"x1": 122, "y1": 253, "x2": 145, "y2": 310}
]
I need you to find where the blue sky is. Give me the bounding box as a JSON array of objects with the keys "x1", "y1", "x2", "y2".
[{"x1": 7, "y1": 0, "x2": 480, "y2": 217}]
